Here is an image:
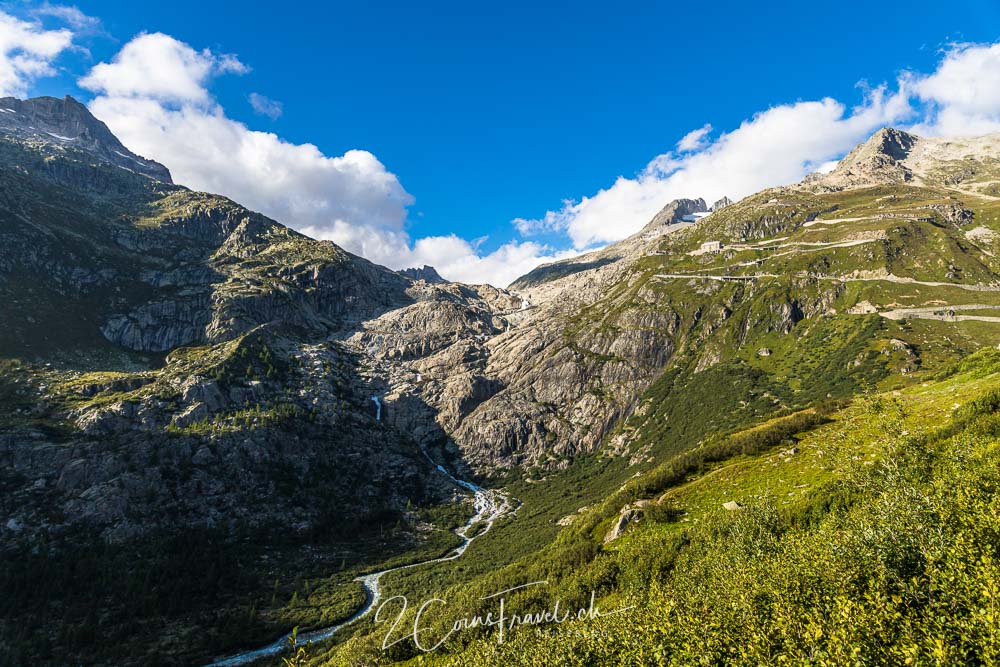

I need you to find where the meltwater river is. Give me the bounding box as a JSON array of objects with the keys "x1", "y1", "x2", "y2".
[{"x1": 203, "y1": 455, "x2": 512, "y2": 666}]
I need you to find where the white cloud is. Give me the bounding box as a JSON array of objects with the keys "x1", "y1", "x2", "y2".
[
  {"x1": 296, "y1": 218, "x2": 579, "y2": 286},
  {"x1": 303, "y1": 226, "x2": 580, "y2": 287},
  {"x1": 80, "y1": 32, "x2": 247, "y2": 104},
  {"x1": 248, "y1": 92, "x2": 282, "y2": 119},
  {"x1": 815, "y1": 159, "x2": 839, "y2": 174},
  {"x1": 512, "y1": 42, "x2": 1000, "y2": 251},
  {"x1": 512, "y1": 201, "x2": 572, "y2": 237},
  {"x1": 518, "y1": 85, "x2": 913, "y2": 249},
  {"x1": 80, "y1": 32, "x2": 569, "y2": 287},
  {"x1": 31, "y1": 3, "x2": 101, "y2": 32},
  {"x1": 86, "y1": 94, "x2": 415, "y2": 235},
  {"x1": 909, "y1": 42, "x2": 1000, "y2": 137},
  {"x1": 408, "y1": 237, "x2": 580, "y2": 287},
  {"x1": 676, "y1": 123, "x2": 712, "y2": 152},
  {"x1": 0, "y1": 10, "x2": 73, "y2": 97}
]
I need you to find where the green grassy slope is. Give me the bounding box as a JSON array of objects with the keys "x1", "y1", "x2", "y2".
[
  {"x1": 220, "y1": 175, "x2": 1000, "y2": 667},
  {"x1": 307, "y1": 349, "x2": 1000, "y2": 666}
]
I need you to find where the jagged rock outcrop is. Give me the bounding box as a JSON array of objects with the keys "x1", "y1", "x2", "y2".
[
  {"x1": 711, "y1": 196, "x2": 734, "y2": 211},
  {"x1": 806, "y1": 128, "x2": 917, "y2": 190},
  {"x1": 604, "y1": 506, "x2": 641, "y2": 543},
  {"x1": 0, "y1": 95, "x2": 171, "y2": 182},
  {"x1": 926, "y1": 202, "x2": 975, "y2": 228},
  {"x1": 642, "y1": 197, "x2": 708, "y2": 232},
  {"x1": 0, "y1": 103, "x2": 461, "y2": 545},
  {"x1": 400, "y1": 265, "x2": 446, "y2": 283}
]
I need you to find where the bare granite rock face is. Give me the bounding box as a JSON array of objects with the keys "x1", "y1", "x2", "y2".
[
  {"x1": 711, "y1": 196, "x2": 734, "y2": 211},
  {"x1": 800, "y1": 126, "x2": 1000, "y2": 197},
  {"x1": 604, "y1": 506, "x2": 641, "y2": 543},
  {"x1": 0, "y1": 105, "x2": 458, "y2": 544}
]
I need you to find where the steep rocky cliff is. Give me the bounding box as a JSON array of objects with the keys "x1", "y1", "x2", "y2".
[{"x1": 399, "y1": 264, "x2": 446, "y2": 282}]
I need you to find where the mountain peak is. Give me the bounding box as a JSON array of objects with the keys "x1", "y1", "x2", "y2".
[
  {"x1": 0, "y1": 95, "x2": 172, "y2": 183},
  {"x1": 400, "y1": 265, "x2": 445, "y2": 283},
  {"x1": 863, "y1": 127, "x2": 919, "y2": 160},
  {"x1": 642, "y1": 197, "x2": 708, "y2": 233},
  {"x1": 804, "y1": 127, "x2": 919, "y2": 191},
  {"x1": 711, "y1": 196, "x2": 733, "y2": 211}
]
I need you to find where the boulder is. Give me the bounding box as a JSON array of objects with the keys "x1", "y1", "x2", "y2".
[{"x1": 604, "y1": 506, "x2": 641, "y2": 543}]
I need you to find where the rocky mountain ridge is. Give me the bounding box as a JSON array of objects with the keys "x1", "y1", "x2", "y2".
[
  {"x1": 400, "y1": 264, "x2": 446, "y2": 283},
  {"x1": 421, "y1": 126, "x2": 1000, "y2": 472},
  {"x1": 7, "y1": 104, "x2": 1000, "y2": 510},
  {"x1": 0, "y1": 95, "x2": 171, "y2": 182},
  {"x1": 0, "y1": 97, "x2": 518, "y2": 548},
  {"x1": 4, "y1": 103, "x2": 1000, "y2": 513}
]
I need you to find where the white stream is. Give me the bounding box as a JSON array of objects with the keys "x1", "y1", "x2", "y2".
[{"x1": 203, "y1": 456, "x2": 511, "y2": 666}]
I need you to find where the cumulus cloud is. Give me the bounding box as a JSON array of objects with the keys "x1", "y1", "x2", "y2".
[
  {"x1": 248, "y1": 92, "x2": 282, "y2": 119},
  {"x1": 79, "y1": 32, "x2": 568, "y2": 287},
  {"x1": 512, "y1": 42, "x2": 1000, "y2": 251},
  {"x1": 815, "y1": 159, "x2": 840, "y2": 174},
  {"x1": 85, "y1": 93, "x2": 415, "y2": 237},
  {"x1": 299, "y1": 223, "x2": 581, "y2": 287},
  {"x1": 909, "y1": 42, "x2": 1000, "y2": 137},
  {"x1": 407, "y1": 237, "x2": 580, "y2": 287},
  {"x1": 81, "y1": 32, "x2": 412, "y2": 260},
  {"x1": 676, "y1": 123, "x2": 712, "y2": 152},
  {"x1": 0, "y1": 9, "x2": 73, "y2": 97},
  {"x1": 518, "y1": 86, "x2": 913, "y2": 249},
  {"x1": 80, "y1": 32, "x2": 247, "y2": 103}
]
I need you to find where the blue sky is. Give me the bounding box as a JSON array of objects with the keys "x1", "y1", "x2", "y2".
[{"x1": 4, "y1": 1, "x2": 1000, "y2": 284}]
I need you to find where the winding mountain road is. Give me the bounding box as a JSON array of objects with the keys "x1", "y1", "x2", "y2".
[{"x1": 877, "y1": 304, "x2": 1000, "y2": 322}]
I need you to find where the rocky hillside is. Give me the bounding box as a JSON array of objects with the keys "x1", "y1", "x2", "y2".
[
  {"x1": 404, "y1": 127, "x2": 1000, "y2": 473},
  {"x1": 5, "y1": 101, "x2": 1000, "y2": 665},
  {"x1": 299, "y1": 127, "x2": 1000, "y2": 666},
  {"x1": 0, "y1": 96, "x2": 532, "y2": 665},
  {"x1": 0, "y1": 94, "x2": 537, "y2": 545},
  {"x1": 7, "y1": 106, "x2": 1000, "y2": 538}
]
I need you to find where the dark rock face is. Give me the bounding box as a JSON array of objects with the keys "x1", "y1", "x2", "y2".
[
  {"x1": 0, "y1": 116, "x2": 458, "y2": 545},
  {"x1": 0, "y1": 95, "x2": 172, "y2": 182},
  {"x1": 868, "y1": 127, "x2": 918, "y2": 161},
  {"x1": 400, "y1": 265, "x2": 446, "y2": 283}
]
